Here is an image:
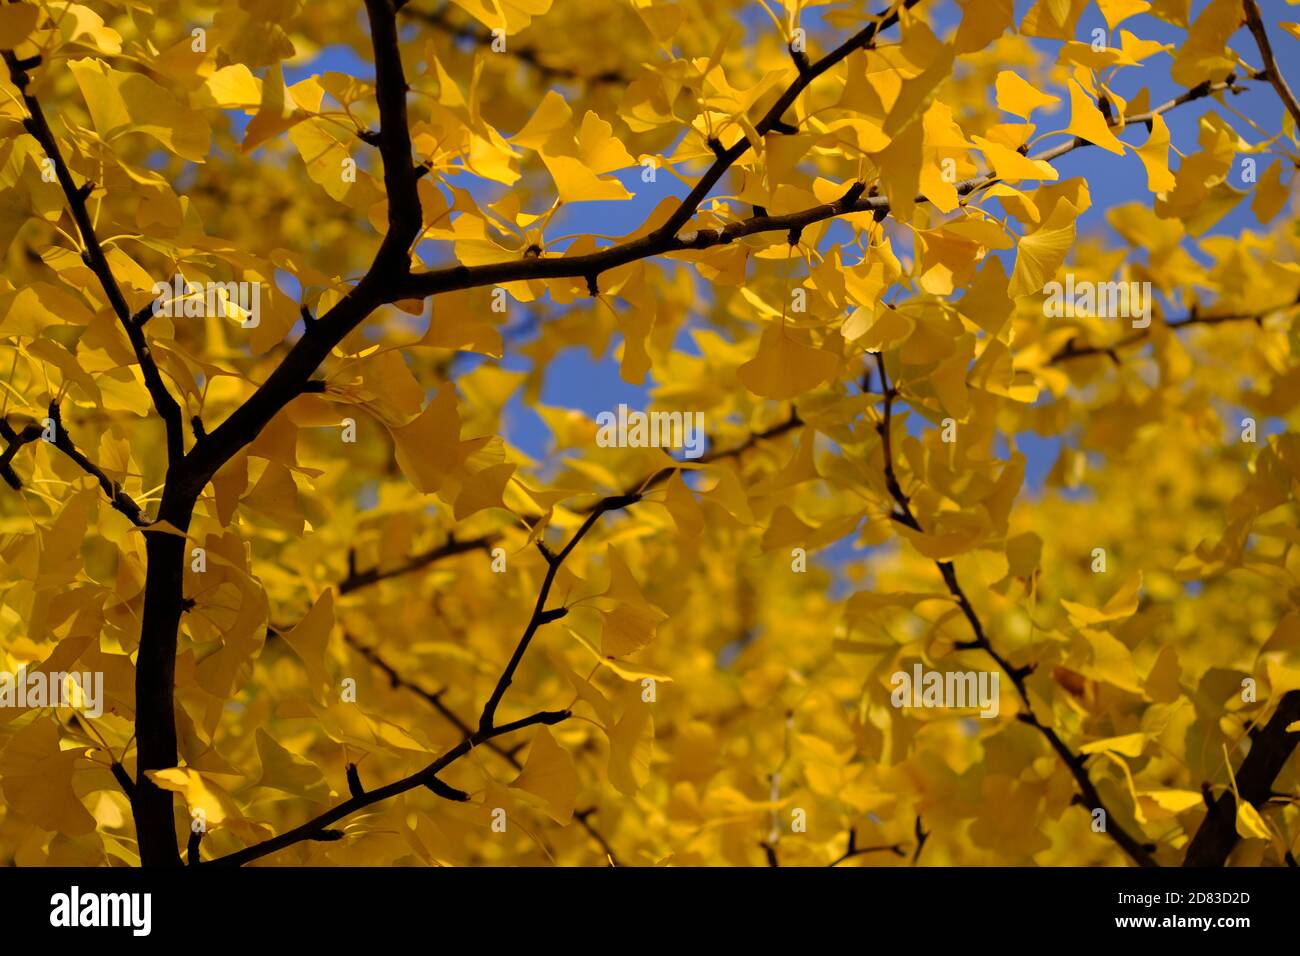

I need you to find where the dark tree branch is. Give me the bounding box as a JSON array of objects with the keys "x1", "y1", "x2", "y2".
[
  {"x1": 573, "y1": 808, "x2": 620, "y2": 866},
  {"x1": 1183, "y1": 690, "x2": 1300, "y2": 866},
  {"x1": 476, "y1": 492, "x2": 641, "y2": 733},
  {"x1": 586, "y1": 410, "x2": 803, "y2": 515},
  {"x1": 392, "y1": 74, "x2": 1244, "y2": 306},
  {"x1": 1244, "y1": 0, "x2": 1300, "y2": 130},
  {"x1": 180, "y1": 4, "x2": 922, "y2": 496},
  {"x1": 0, "y1": 420, "x2": 42, "y2": 490},
  {"x1": 911, "y1": 815, "x2": 929, "y2": 865},
  {"x1": 205, "y1": 708, "x2": 568, "y2": 866},
  {"x1": 2, "y1": 406, "x2": 149, "y2": 526},
  {"x1": 345, "y1": 628, "x2": 623, "y2": 863},
  {"x1": 103, "y1": 760, "x2": 136, "y2": 804},
  {"x1": 364, "y1": 0, "x2": 422, "y2": 249},
  {"x1": 407, "y1": 3, "x2": 629, "y2": 86},
  {"x1": 182, "y1": 0, "x2": 422, "y2": 495},
  {"x1": 212, "y1": 483, "x2": 651, "y2": 866},
  {"x1": 1048, "y1": 301, "x2": 1300, "y2": 365},
  {"x1": 45, "y1": 402, "x2": 149, "y2": 526},
  {"x1": 326, "y1": 414, "x2": 803, "y2": 601},
  {"x1": 828, "y1": 826, "x2": 908, "y2": 866},
  {"x1": 339, "y1": 535, "x2": 494, "y2": 593},
  {"x1": 342, "y1": 629, "x2": 490, "y2": 745},
  {"x1": 871, "y1": 353, "x2": 1159, "y2": 868},
  {"x1": 1, "y1": 52, "x2": 185, "y2": 463}
]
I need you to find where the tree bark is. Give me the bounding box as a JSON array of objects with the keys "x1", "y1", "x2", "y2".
[
  {"x1": 1183, "y1": 690, "x2": 1300, "y2": 866},
  {"x1": 132, "y1": 479, "x2": 199, "y2": 867}
]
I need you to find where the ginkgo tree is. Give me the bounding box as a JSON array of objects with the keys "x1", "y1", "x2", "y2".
[{"x1": 0, "y1": 0, "x2": 1298, "y2": 869}]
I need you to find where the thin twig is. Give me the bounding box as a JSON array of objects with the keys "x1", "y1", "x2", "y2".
[
  {"x1": 1243, "y1": 0, "x2": 1300, "y2": 131},
  {"x1": 2, "y1": 405, "x2": 149, "y2": 526},
  {"x1": 870, "y1": 353, "x2": 1159, "y2": 868},
  {"x1": 1, "y1": 52, "x2": 184, "y2": 462}
]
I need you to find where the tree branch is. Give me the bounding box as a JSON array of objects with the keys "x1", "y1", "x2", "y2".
[
  {"x1": 1183, "y1": 690, "x2": 1300, "y2": 866},
  {"x1": 1243, "y1": 0, "x2": 1300, "y2": 131},
  {"x1": 586, "y1": 410, "x2": 803, "y2": 515},
  {"x1": 181, "y1": 4, "x2": 918, "y2": 494},
  {"x1": 2, "y1": 405, "x2": 149, "y2": 526},
  {"x1": 1048, "y1": 300, "x2": 1300, "y2": 365},
  {"x1": 406, "y1": 3, "x2": 628, "y2": 86},
  {"x1": 328, "y1": 414, "x2": 803, "y2": 598},
  {"x1": 827, "y1": 826, "x2": 909, "y2": 866},
  {"x1": 476, "y1": 491, "x2": 642, "y2": 733},
  {"x1": 0, "y1": 419, "x2": 41, "y2": 490},
  {"x1": 204, "y1": 707, "x2": 569, "y2": 867},
  {"x1": 651, "y1": 0, "x2": 923, "y2": 244},
  {"x1": 1, "y1": 52, "x2": 185, "y2": 463},
  {"x1": 341, "y1": 628, "x2": 622, "y2": 864},
  {"x1": 186, "y1": 4, "x2": 1242, "y2": 514},
  {"x1": 871, "y1": 353, "x2": 1159, "y2": 868},
  {"x1": 339, "y1": 535, "x2": 494, "y2": 593},
  {"x1": 364, "y1": 0, "x2": 422, "y2": 250},
  {"x1": 183, "y1": 0, "x2": 422, "y2": 495},
  {"x1": 211, "y1": 470, "x2": 652, "y2": 865}
]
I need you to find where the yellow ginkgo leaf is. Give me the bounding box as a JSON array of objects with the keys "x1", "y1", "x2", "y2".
[
  {"x1": 1096, "y1": 0, "x2": 1150, "y2": 29},
  {"x1": 389, "y1": 389, "x2": 464, "y2": 494},
  {"x1": 1008, "y1": 198, "x2": 1078, "y2": 298},
  {"x1": 1235, "y1": 799, "x2": 1272, "y2": 841},
  {"x1": 540, "y1": 153, "x2": 632, "y2": 203},
  {"x1": 1066, "y1": 80, "x2": 1126, "y2": 156},
  {"x1": 1138, "y1": 789, "x2": 1204, "y2": 815},
  {"x1": 199, "y1": 64, "x2": 263, "y2": 110},
  {"x1": 608, "y1": 686, "x2": 654, "y2": 796},
  {"x1": 1135, "y1": 112, "x2": 1177, "y2": 193},
  {"x1": 567, "y1": 626, "x2": 674, "y2": 683},
  {"x1": 577, "y1": 111, "x2": 636, "y2": 175},
  {"x1": 1061, "y1": 572, "x2": 1143, "y2": 627},
  {"x1": 972, "y1": 135, "x2": 1060, "y2": 182},
  {"x1": 737, "y1": 323, "x2": 839, "y2": 400},
  {"x1": 598, "y1": 546, "x2": 668, "y2": 657},
  {"x1": 68, "y1": 58, "x2": 211, "y2": 162},
  {"x1": 1120, "y1": 29, "x2": 1171, "y2": 62},
  {"x1": 451, "y1": 461, "x2": 517, "y2": 520},
  {"x1": 242, "y1": 64, "x2": 306, "y2": 151},
  {"x1": 896, "y1": 510, "x2": 991, "y2": 560},
  {"x1": 1020, "y1": 0, "x2": 1089, "y2": 40},
  {"x1": 995, "y1": 71, "x2": 1061, "y2": 119},
  {"x1": 0, "y1": 718, "x2": 96, "y2": 838},
  {"x1": 1251, "y1": 160, "x2": 1291, "y2": 224},
  {"x1": 254, "y1": 729, "x2": 331, "y2": 802},
  {"x1": 145, "y1": 767, "x2": 243, "y2": 829},
  {"x1": 511, "y1": 727, "x2": 578, "y2": 824},
  {"x1": 0, "y1": 3, "x2": 40, "y2": 47},
  {"x1": 450, "y1": 0, "x2": 551, "y2": 35},
  {"x1": 1080, "y1": 732, "x2": 1149, "y2": 758},
  {"x1": 1171, "y1": 0, "x2": 1241, "y2": 87},
  {"x1": 279, "y1": 588, "x2": 335, "y2": 699}
]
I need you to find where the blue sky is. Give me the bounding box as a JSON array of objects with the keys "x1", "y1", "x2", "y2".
[{"x1": 232, "y1": 1, "x2": 1297, "y2": 580}]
